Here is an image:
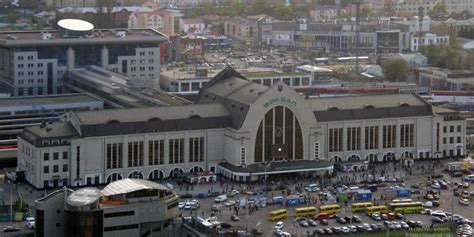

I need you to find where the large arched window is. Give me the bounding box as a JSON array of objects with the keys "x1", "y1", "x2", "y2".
[{"x1": 254, "y1": 106, "x2": 303, "y2": 162}]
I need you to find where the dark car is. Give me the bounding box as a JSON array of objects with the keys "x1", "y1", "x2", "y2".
[
  {"x1": 336, "y1": 217, "x2": 347, "y2": 224},
  {"x1": 324, "y1": 228, "x2": 333, "y2": 235},
  {"x1": 195, "y1": 193, "x2": 207, "y2": 199},
  {"x1": 407, "y1": 221, "x2": 417, "y2": 228},
  {"x1": 180, "y1": 193, "x2": 193, "y2": 199},
  {"x1": 352, "y1": 216, "x2": 362, "y2": 223},
  {"x1": 356, "y1": 225, "x2": 365, "y2": 232},
  {"x1": 432, "y1": 174, "x2": 444, "y2": 179},
  {"x1": 370, "y1": 224, "x2": 380, "y2": 231},
  {"x1": 343, "y1": 216, "x2": 352, "y2": 223},
  {"x1": 411, "y1": 190, "x2": 421, "y2": 195},
  {"x1": 3, "y1": 226, "x2": 20, "y2": 233},
  {"x1": 208, "y1": 191, "x2": 220, "y2": 197},
  {"x1": 220, "y1": 223, "x2": 232, "y2": 229},
  {"x1": 432, "y1": 200, "x2": 441, "y2": 207},
  {"x1": 451, "y1": 171, "x2": 463, "y2": 177},
  {"x1": 331, "y1": 227, "x2": 343, "y2": 234},
  {"x1": 231, "y1": 215, "x2": 240, "y2": 222},
  {"x1": 320, "y1": 219, "x2": 329, "y2": 225},
  {"x1": 395, "y1": 213, "x2": 404, "y2": 220},
  {"x1": 315, "y1": 229, "x2": 325, "y2": 235}
]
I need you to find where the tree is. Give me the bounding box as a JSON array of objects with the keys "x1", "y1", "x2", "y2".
[
  {"x1": 231, "y1": 1, "x2": 246, "y2": 17},
  {"x1": 428, "y1": 3, "x2": 447, "y2": 17},
  {"x1": 382, "y1": 59, "x2": 409, "y2": 82},
  {"x1": 6, "y1": 12, "x2": 19, "y2": 24},
  {"x1": 272, "y1": 3, "x2": 293, "y2": 20}
]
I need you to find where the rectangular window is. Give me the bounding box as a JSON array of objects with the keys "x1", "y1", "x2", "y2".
[
  {"x1": 148, "y1": 140, "x2": 164, "y2": 165},
  {"x1": 443, "y1": 137, "x2": 447, "y2": 144},
  {"x1": 457, "y1": 137, "x2": 462, "y2": 143},
  {"x1": 76, "y1": 146, "x2": 80, "y2": 179},
  {"x1": 364, "y1": 126, "x2": 379, "y2": 150},
  {"x1": 443, "y1": 126, "x2": 447, "y2": 133},
  {"x1": 44, "y1": 166, "x2": 49, "y2": 174},
  {"x1": 189, "y1": 137, "x2": 204, "y2": 163},
  {"x1": 383, "y1": 125, "x2": 396, "y2": 148},
  {"x1": 62, "y1": 164, "x2": 68, "y2": 172},
  {"x1": 328, "y1": 128, "x2": 343, "y2": 152},
  {"x1": 53, "y1": 152, "x2": 59, "y2": 160},
  {"x1": 314, "y1": 142, "x2": 320, "y2": 159},
  {"x1": 400, "y1": 124, "x2": 414, "y2": 147},
  {"x1": 106, "y1": 143, "x2": 123, "y2": 169},
  {"x1": 128, "y1": 141, "x2": 144, "y2": 167},
  {"x1": 450, "y1": 137, "x2": 454, "y2": 144},
  {"x1": 53, "y1": 165, "x2": 58, "y2": 173},
  {"x1": 63, "y1": 151, "x2": 68, "y2": 160},
  {"x1": 44, "y1": 153, "x2": 49, "y2": 161},
  {"x1": 104, "y1": 211, "x2": 135, "y2": 218},
  {"x1": 346, "y1": 127, "x2": 361, "y2": 151},
  {"x1": 457, "y1": 125, "x2": 462, "y2": 132},
  {"x1": 450, "y1": 126, "x2": 454, "y2": 133},
  {"x1": 240, "y1": 147, "x2": 246, "y2": 165},
  {"x1": 169, "y1": 138, "x2": 184, "y2": 164}
]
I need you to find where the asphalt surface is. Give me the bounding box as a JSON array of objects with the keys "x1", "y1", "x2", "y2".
[{"x1": 174, "y1": 159, "x2": 473, "y2": 236}]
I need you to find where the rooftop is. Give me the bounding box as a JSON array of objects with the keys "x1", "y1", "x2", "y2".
[
  {"x1": 74, "y1": 103, "x2": 230, "y2": 125},
  {"x1": 241, "y1": 69, "x2": 305, "y2": 78},
  {"x1": 67, "y1": 187, "x2": 101, "y2": 207},
  {"x1": 0, "y1": 29, "x2": 167, "y2": 47},
  {"x1": 101, "y1": 178, "x2": 169, "y2": 197},
  {"x1": 26, "y1": 122, "x2": 78, "y2": 138},
  {"x1": 0, "y1": 93, "x2": 102, "y2": 108}
]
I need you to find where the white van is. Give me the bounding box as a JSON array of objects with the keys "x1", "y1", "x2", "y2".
[{"x1": 214, "y1": 195, "x2": 227, "y2": 203}]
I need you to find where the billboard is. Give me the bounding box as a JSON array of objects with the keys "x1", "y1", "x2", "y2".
[{"x1": 275, "y1": 34, "x2": 291, "y2": 41}]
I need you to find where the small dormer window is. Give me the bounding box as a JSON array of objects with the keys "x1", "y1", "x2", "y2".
[{"x1": 328, "y1": 107, "x2": 339, "y2": 111}]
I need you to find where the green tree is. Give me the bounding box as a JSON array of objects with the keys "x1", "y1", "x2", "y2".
[
  {"x1": 428, "y1": 3, "x2": 447, "y2": 17},
  {"x1": 273, "y1": 3, "x2": 293, "y2": 20},
  {"x1": 6, "y1": 12, "x2": 19, "y2": 24},
  {"x1": 382, "y1": 59, "x2": 409, "y2": 82},
  {"x1": 231, "y1": 1, "x2": 247, "y2": 17}
]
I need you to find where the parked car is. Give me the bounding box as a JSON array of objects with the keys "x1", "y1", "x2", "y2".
[
  {"x1": 459, "y1": 198, "x2": 470, "y2": 206},
  {"x1": 208, "y1": 191, "x2": 220, "y2": 197},
  {"x1": 214, "y1": 195, "x2": 227, "y2": 203},
  {"x1": 319, "y1": 219, "x2": 329, "y2": 225},
  {"x1": 195, "y1": 193, "x2": 207, "y2": 199},
  {"x1": 225, "y1": 200, "x2": 236, "y2": 207},
  {"x1": 181, "y1": 193, "x2": 193, "y2": 199},
  {"x1": 3, "y1": 226, "x2": 20, "y2": 233},
  {"x1": 231, "y1": 215, "x2": 240, "y2": 222},
  {"x1": 227, "y1": 190, "x2": 240, "y2": 197},
  {"x1": 308, "y1": 219, "x2": 317, "y2": 227},
  {"x1": 352, "y1": 216, "x2": 362, "y2": 223},
  {"x1": 371, "y1": 213, "x2": 382, "y2": 221},
  {"x1": 336, "y1": 217, "x2": 347, "y2": 224}
]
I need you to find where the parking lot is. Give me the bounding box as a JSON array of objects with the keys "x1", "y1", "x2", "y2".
[{"x1": 175, "y1": 159, "x2": 474, "y2": 236}]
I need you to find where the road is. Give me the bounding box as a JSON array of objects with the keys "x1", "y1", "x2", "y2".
[{"x1": 175, "y1": 159, "x2": 473, "y2": 236}]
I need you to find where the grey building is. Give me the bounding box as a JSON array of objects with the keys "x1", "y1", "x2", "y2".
[
  {"x1": 261, "y1": 21, "x2": 410, "y2": 53},
  {"x1": 35, "y1": 178, "x2": 178, "y2": 237},
  {"x1": 0, "y1": 23, "x2": 166, "y2": 97},
  {"x1": 18, "y1": 68, "x2": 466, "y2": 188}
]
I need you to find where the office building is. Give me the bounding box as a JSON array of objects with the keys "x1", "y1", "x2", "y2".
[
  {"x1": 0, "y1": 19, "x2": 166, "y2": 97},
  {"x1": 18, "y1": 68, "x2": 466, "y2": 188}
]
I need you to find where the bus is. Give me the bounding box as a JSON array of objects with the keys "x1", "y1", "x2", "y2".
[
  {"x1": 392, "y1": 199, "x2": 413, "y2": 203},
  {"x1": 366, "y1": 205, "x2": 388, "y2": 215},
  {"x1": 351, "y1": 202, "x2": 373, "y2": 213},
  {"x1": 389, "y1": 202, "x2": 423, "y2": 214},
  {"x1": 268, "y1": 209, "x2": 288, "y2": 221},
  {"x1": 319, "y1": 204, "x2": 341, "y2": 215},
  {"x1": 295, "y1": 207, "x2": 317, "y2": 217}
]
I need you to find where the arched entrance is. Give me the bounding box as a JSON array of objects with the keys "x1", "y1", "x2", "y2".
[
  {"x1": 401, "y1": 151, "x2": 414, "y2": 159},
  {"x1": 365, "y1": 154, "x2": 378, "y2": 163},
  {"x1": 169, "y1": 167, "x2": 184, "y2": 178},
  {"x1": 148, "y1": 169, "x2": 165, "y2": 180},
  {"x1": 128, "y1": 171, "x2": 144, "y2": 179},
  {"x1": 347, "y1": 154, "x2": 361, "y2": 162},
  {"x1": 189, "y1": 166, "x2": 204, "y2": 173},
  {"x1": 383, "y1": 152, "x2": 396, "y2": 162},
  {"x1": 106, "y1": 173, "x2": 122, "y2": 183},
  {"x1": 254, "y1": 106, "x2": 303, "y2": 162}
]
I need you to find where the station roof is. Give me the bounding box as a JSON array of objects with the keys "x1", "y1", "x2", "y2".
[
  {"x1": 101, "y1": 178, "x2": 169, "y2": 197},
  {"x1": 74, "y1": 103, "x2": 230, "y2": 125},
  {"x1": 67, "y1": 187, "x2": 101, "y2": 207},
  {"x1": 0, "y1": 93, "x2": 101, "y2": 108}
]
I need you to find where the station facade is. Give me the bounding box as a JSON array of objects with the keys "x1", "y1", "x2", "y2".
[{"x1": 17, "y1": 68, "x2": 466, "y2": 188}]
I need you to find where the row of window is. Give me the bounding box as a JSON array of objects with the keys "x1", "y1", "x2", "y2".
[
  {"x1": 130, "y1": 66, "x2": 154, "y2": 71},
  {"x1": 443, "y1": 136, "x2": 463, "y2": 144},
  {"x1": 44, "y1": 152, "x2": 68, "y2": 161},
  {"x1": 18, "y1": 78, "x2": 44, "y2": 85},
  {"x1": 17, "y1": 63, "x2": 43, "y2": 68},
  {"x1": 130, "y1": 59, "x2": 154, "y2": 64},
  {"x1": 17, "y1": 86, "x2": 62, "y2": 96},
  {"x1": 328, "y1": 124, "x2": 415, "y2": 152},
  {"x1": 252, "y1": 76, "x2": 311, "y2": 87},
  {"x1": 444, "y1": 125, "x2": 462, "y2": 133},
  {"x1": 138, "y1": 51, "x2": 155, "y2": 56},
  {"x1": 106, "y1": 138, "x2": 204, "y2": 169},
  {"x1": 43, "y1": 164, "x2": 68, "y2": 174},
  {"x1": 17, "y1": 55, "x2": 34, "y2": 60}
]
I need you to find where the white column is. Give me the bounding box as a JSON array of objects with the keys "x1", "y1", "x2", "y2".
[
  {"x1": 101, "y1": 46, "x2": 109, "y2": 68},
  {"x1": 67, "y1": 47, "x2": 75, "y2": 71}
]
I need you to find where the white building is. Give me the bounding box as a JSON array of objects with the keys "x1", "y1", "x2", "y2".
[
  {"x1": 18, "y1": 68, "x2": 466, "y2": 189},
  {"x1": 179, "y1": 18, "x2": 205, "y2": 34},
  {"x1": 410, "y1": 31, "x2": 450, "y2": 51}
]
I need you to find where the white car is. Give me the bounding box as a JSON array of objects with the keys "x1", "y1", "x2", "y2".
[
  {"x1": 431, "y1": 182, "x2": 441, "y2": 189},
  {"x1": 371, "y1": 213, "x2": 382, "y2": 221},
  {"x1": 178, "y1": 202, "x2": 185, "y2": 209},
  {"x1": 215, "y1": 195, "x2": 227, "y2": 203},
  {"x1": 227, "y1": 190, "x2": 240, "y2": 197},
  {"x1": 26, "y1": 221, "x2": 35, "y2": 230},
  {"x1": 275, "y1": 221, "x2": 284, "y2": 229},
  {"x1": 459, "y1": 198, "x2": 470, "y2": 206},
  {"x1": 184, "y1": 202, "x2": 192, "y2": 210},
  {"x1": 424, "y1": 201, "x2": 433, "y2": 208},
  {"x1": 341, "y1": 227, "x2": 350, "y2": 233},
  {"x1": 225, "y1": 200, "x2": 236, "y2": 207}
]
